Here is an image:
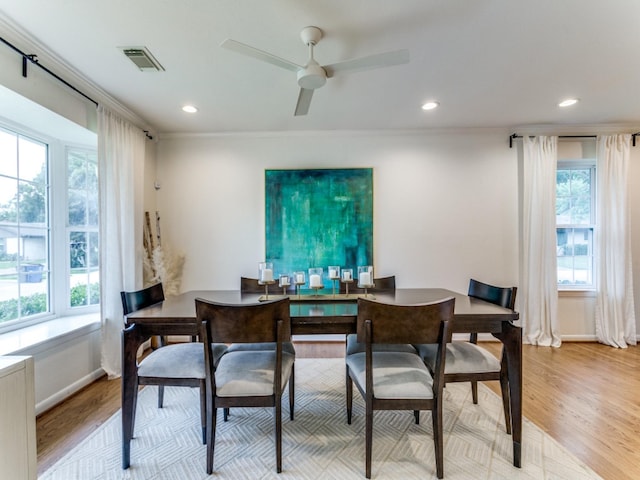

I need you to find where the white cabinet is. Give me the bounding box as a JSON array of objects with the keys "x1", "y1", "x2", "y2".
[{"x1": 0, "y1": 356, "x2": 36, "y2": 480}]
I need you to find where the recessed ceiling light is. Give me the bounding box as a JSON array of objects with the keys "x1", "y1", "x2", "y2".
[
  {"x1": 421, "y1": 101, "x2": 439, "y2": 111},
  {"x1": 558, "y1": 98, "x2": 579, "y2": 107},
  {"x1": 182, "y1": 105, "x2": 198, "y2": 113}
]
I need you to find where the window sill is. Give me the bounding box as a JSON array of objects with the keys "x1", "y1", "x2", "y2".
[
  {"x1": 0, "y1": 314, "x2": 100, "y2": 356},
  {"x1": 558, "y1": 289, "x2": 596, "y2": 298}
]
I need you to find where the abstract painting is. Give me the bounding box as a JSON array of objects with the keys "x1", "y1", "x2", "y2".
[{"x1": 265, "y1": 168, "x2": 373, "y2": 288}]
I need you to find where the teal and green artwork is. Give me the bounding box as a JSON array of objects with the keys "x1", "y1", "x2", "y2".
[{"x1": 265, "y1": 168, "x2": 373, "y2": 288}]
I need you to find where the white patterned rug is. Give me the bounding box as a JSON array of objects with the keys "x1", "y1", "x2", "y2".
[{"x1": 40, "y1": 359, "x2": 601, "y2": 480}]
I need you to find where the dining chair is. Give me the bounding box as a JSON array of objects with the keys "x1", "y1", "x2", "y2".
[
  {"x1": 344, "y1": 276, "x2": 402, "y2": 356},
  {"x1": 341, "y1": 274, "x2": 396, "y2": 294},
  {"x1": 413, "y1": 278, "x2": 517, "y2": 434},
  {"x1": 346, "y1": 296, "x2": 454, "y2": 479},
  {"x1": 196, "y1": 297, "x2": 295, "y2": 474},
  {"x1": 121, "y1": 283, "x2": 227, "y2": 445}
]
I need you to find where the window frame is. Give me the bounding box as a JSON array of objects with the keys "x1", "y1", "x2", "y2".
[
  {"x1": 0, "y1": 118, "x2": 98, "y2": 334},
  {"x1": 556, "y1": 159, "x2": 596, "y2": 291}
]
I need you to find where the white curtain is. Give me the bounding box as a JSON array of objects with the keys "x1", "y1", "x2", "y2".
[
  {"x1": 595, "y1": 134, "x2": 636, "y2": 348},
  {"x1": 98, "y1": 106, "x2": 146, "y2": 378},
  {"x1": 521, "y1": 136, "x2": 561, "y2": 347}
]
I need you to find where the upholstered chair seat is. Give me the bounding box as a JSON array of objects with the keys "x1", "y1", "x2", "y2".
[
  {"x1": 346, "y1": 351, "x2": 434, "y2": 399},
  {"x1": 215, "y1": 350, "x2": 295, "y2": 397},
  {"x1": 414, "y1": 342, "x2": 501, "y2": 375},
  {"x1": 138, "y1": 342, "x2": 228, "y2": 378}
]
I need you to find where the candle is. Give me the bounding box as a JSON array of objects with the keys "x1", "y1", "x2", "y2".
[
  {"x1": 279, "y1": 276, "x2": 290, "y2": 287},
  {"x1": 296, "y1": 273, "x2": 304, "y2": 284},
  {"x1": 261, "y1": 268, "x2": 273, "y2": 282},
  {"x1": 329, "y1": 267, "x2": 340, "y2": 280},
  {"x1": 310, "y1": 274, "x2": 322, "y2": 288},
  {"x1": 342, "y1": 270, "x2": 352, "y2": 281},
  {"x1": 359, "y1": 271, "x2": 371, "y2": 286}
]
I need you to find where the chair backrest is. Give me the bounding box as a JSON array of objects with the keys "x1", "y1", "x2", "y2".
[
  {"x1": 468, "y1": 278, "x2": 517, "y2": 310},
  {"x1": 356, "y1": 296, "x2": 454, "y2": 346},
  {"x1": 343, "y1": 275, "x2": 396, "y2": 294},
  {"x1": 120, "y1": 283, "x2": 164, "y2": 315},
  {"x1": 196, "y1": 297, "x2": 291, "y2": 344},
  {"x1": 240, "y1": 276, "x2": 264, "y2": 293}
]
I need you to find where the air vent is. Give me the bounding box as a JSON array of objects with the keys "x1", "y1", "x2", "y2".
[{"x1": 120, "y1": 47, "x2": 165, "y2": 72}]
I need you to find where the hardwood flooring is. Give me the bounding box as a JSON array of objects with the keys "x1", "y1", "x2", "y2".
[{"x1": 36, "y1": 342, "x2": 640, "y2": 479}]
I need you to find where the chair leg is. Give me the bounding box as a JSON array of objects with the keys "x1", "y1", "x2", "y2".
[
  {"x1": 365, "y1": 400, "x2": 373, "y2": 479},
  {"x1": 499, "y1": 355, "x2": 512, "y2": 434},
  {"x1": 199, "y1": 380, "x2": 206, "y2": 444},
  {"x1": 414, "y1": 410, "x2": 420, "y2": 424},
  {"x1": 276, "y1": 396, "x2": 283, "y2": 473},
  {"x1": 346, "y1": 366, "x2": 353, "y2": 424},
  {"x1": 157, "y1": 385, "x2": 165, "y2": 408},
  {"x1": 206, "y1": 407, "x2": 217, "y2": 474},
  {"x1": 223, "y1": 408, "x2": 229, "y2": 422},
  {"x1": 289, "y1": 363, "x2": 295, "y2": 421},
  {"x1": 432, "y1": 400, "x2": 444, "y2": 479},
  {"x1": 471, "y1": 380, "x2": 478, "y2": 404}
]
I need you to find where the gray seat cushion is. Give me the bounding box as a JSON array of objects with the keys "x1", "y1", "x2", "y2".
[
  {"x1": 226, "y1": 341, "x2": 296, "y2": 355},
  {"x1": 345, "y1": 333, "x2": 417, "y2": 355},
  {"x1": 414, "y1": 342, "x2": 501, "y2": 375},
  {"x1": 215, "y1": 350, "x2": 295, "y2": 397},
  {"x1": 138, "y1": 342, "x2": 228, "y2": 379},
  {"x1": 346, "y1": 351, "x2": 434, "y2": 400}
]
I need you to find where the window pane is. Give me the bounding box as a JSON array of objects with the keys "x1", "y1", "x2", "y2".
[
  {"x1": 0, "y1": 176, "x2": 17, "y2": 222},
  {"x1": 67, "y1": 147, "x2": 99, "y2": 309},
  {"x1": 18, "y1": 179, "x2": 46, "y2": 223},
  {"x1": 18, "y1": 137, "x2": 46, "y2": 183},
  {"x1": 68, "y1": 189, "x2": 87, "y2": 225},
  {"x1": 0, "y1": 131, "x2": 50, "y2": 325},
  {"x1": 0, "y1": 129, "x2": 17, "y2": 177},
  {"x1": 557, "y1": 163, "x2": 595, "y2": 289},
  {"x1": 556, "y1": 167, "x2": 592, "y2": 225}
]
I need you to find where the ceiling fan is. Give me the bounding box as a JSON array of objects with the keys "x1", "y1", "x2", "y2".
[{"x1": 221, "y1": 26, "x2": 410, "y2": 116}]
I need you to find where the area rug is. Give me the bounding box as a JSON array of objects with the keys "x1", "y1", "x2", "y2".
[{"x1": 39, "y1": 358, "x2": 601, "y2": 480}]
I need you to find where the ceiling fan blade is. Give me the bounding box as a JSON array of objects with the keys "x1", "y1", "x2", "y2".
[
  {"x1": 220, "y1": 39, "x2": 302, "y2": 72},
  {"x1": 294, "y1": 88, "x2": 314, "y2": 116},
  {"x1": 323, "y1": 49, "x2": 409, "y2": 78}
]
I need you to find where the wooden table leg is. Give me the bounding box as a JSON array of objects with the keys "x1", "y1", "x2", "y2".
[
  {"x1": 121, "y1": 325, "x2": 144, "y2": 469},
  {"x1": 494, "y1": 322, "x2": 522, "y2": 468}
]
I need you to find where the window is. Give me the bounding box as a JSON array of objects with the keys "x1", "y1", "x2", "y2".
[
  {"x1": 556, "y1": 162, "x2": 595, "y2": 288},
  {"x1": 67, "y1": 148, "x2": 99, "y2": 308},
  {"x1": 0, "y1": 120, "x2": 98, "y2": 331}
]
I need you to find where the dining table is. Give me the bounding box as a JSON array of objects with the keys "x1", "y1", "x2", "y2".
[{"x1": 121, "y1": 288, "x2": 522, "y2": 470}]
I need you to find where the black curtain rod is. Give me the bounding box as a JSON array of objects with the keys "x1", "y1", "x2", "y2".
[
  {"x1": 509, "y1": 132, "x2": 640, "y2": 148},
  {"x1": 1, "y1": 36, "x2": 155, "y2": 140},
  {"x1": 1, "y1": 36, "x2": 98, "y2": 107}
]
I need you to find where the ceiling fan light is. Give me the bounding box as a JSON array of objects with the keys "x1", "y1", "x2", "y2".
[
  {"x1": 421, "y1": 101, "x2": 439, "y2": 111},
  {"x1": 558, "y1": 98, "x2": 579, "y2": 107},
  {"x1": 182, "y1": 105, "x2": 198, "y2": 113}
]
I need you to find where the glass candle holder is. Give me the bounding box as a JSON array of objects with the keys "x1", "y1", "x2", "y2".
[
  {"x1": 341, "y1": 268, "x2": 354, "y2": 296},
  {"x1": 278, "y1": 274, "x2": 291, "y2": 295},
  {"x1": 258, "y1": 261, "x2": 275, "y2": 284},
  {"x1": 308, "y1": 267, "x2": 324, "y2": 294},
  {"x1": 328, "y1": 266, "x2": 340, "y2": 297},
  {"x1": 358, "y1": 265, "x2": 374, "y2": 297},
  {"x1": 293, "y1": 271, "x2": 306, "y2": 298}
]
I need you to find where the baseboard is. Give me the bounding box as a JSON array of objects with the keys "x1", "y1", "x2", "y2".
[{"x1": 35, "y1": 367, "x2": 105, "y2": 416}]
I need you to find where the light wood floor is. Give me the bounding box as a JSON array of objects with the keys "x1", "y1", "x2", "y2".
[{"x1": 36, "y1": 342, "x2": 640, "y2": 479}]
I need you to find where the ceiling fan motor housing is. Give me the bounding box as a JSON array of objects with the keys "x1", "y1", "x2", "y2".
[{"x1": 297, "y1": 64, "x2": 327, "y2": 89}]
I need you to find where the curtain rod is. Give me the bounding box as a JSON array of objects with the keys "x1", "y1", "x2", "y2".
[
  {"x1": 509, "y1": 133, "x2": 640, "y2": 148},
  {"x1": 0, "y1": 36, "x2": 155, "y2": 140},
  {"x1": 1, "y1": 36, "x2": 98, "y2": 107}
]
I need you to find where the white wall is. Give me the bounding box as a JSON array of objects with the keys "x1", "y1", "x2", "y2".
[
  {"x1": 156, "y1": 130, "x2": 518, "y2": 293},
  {"x1": 156, "y1": 130, "x2": 640, "y2": 340}
]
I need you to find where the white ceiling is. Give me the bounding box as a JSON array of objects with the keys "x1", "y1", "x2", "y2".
[{"x1": 1, "y1": 0, "x2": 639, "y2": 135}]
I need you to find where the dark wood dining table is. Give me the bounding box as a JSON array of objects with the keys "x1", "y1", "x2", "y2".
[{"x1": 121, "y1": 288, "x2": 522, "y2": 470}]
